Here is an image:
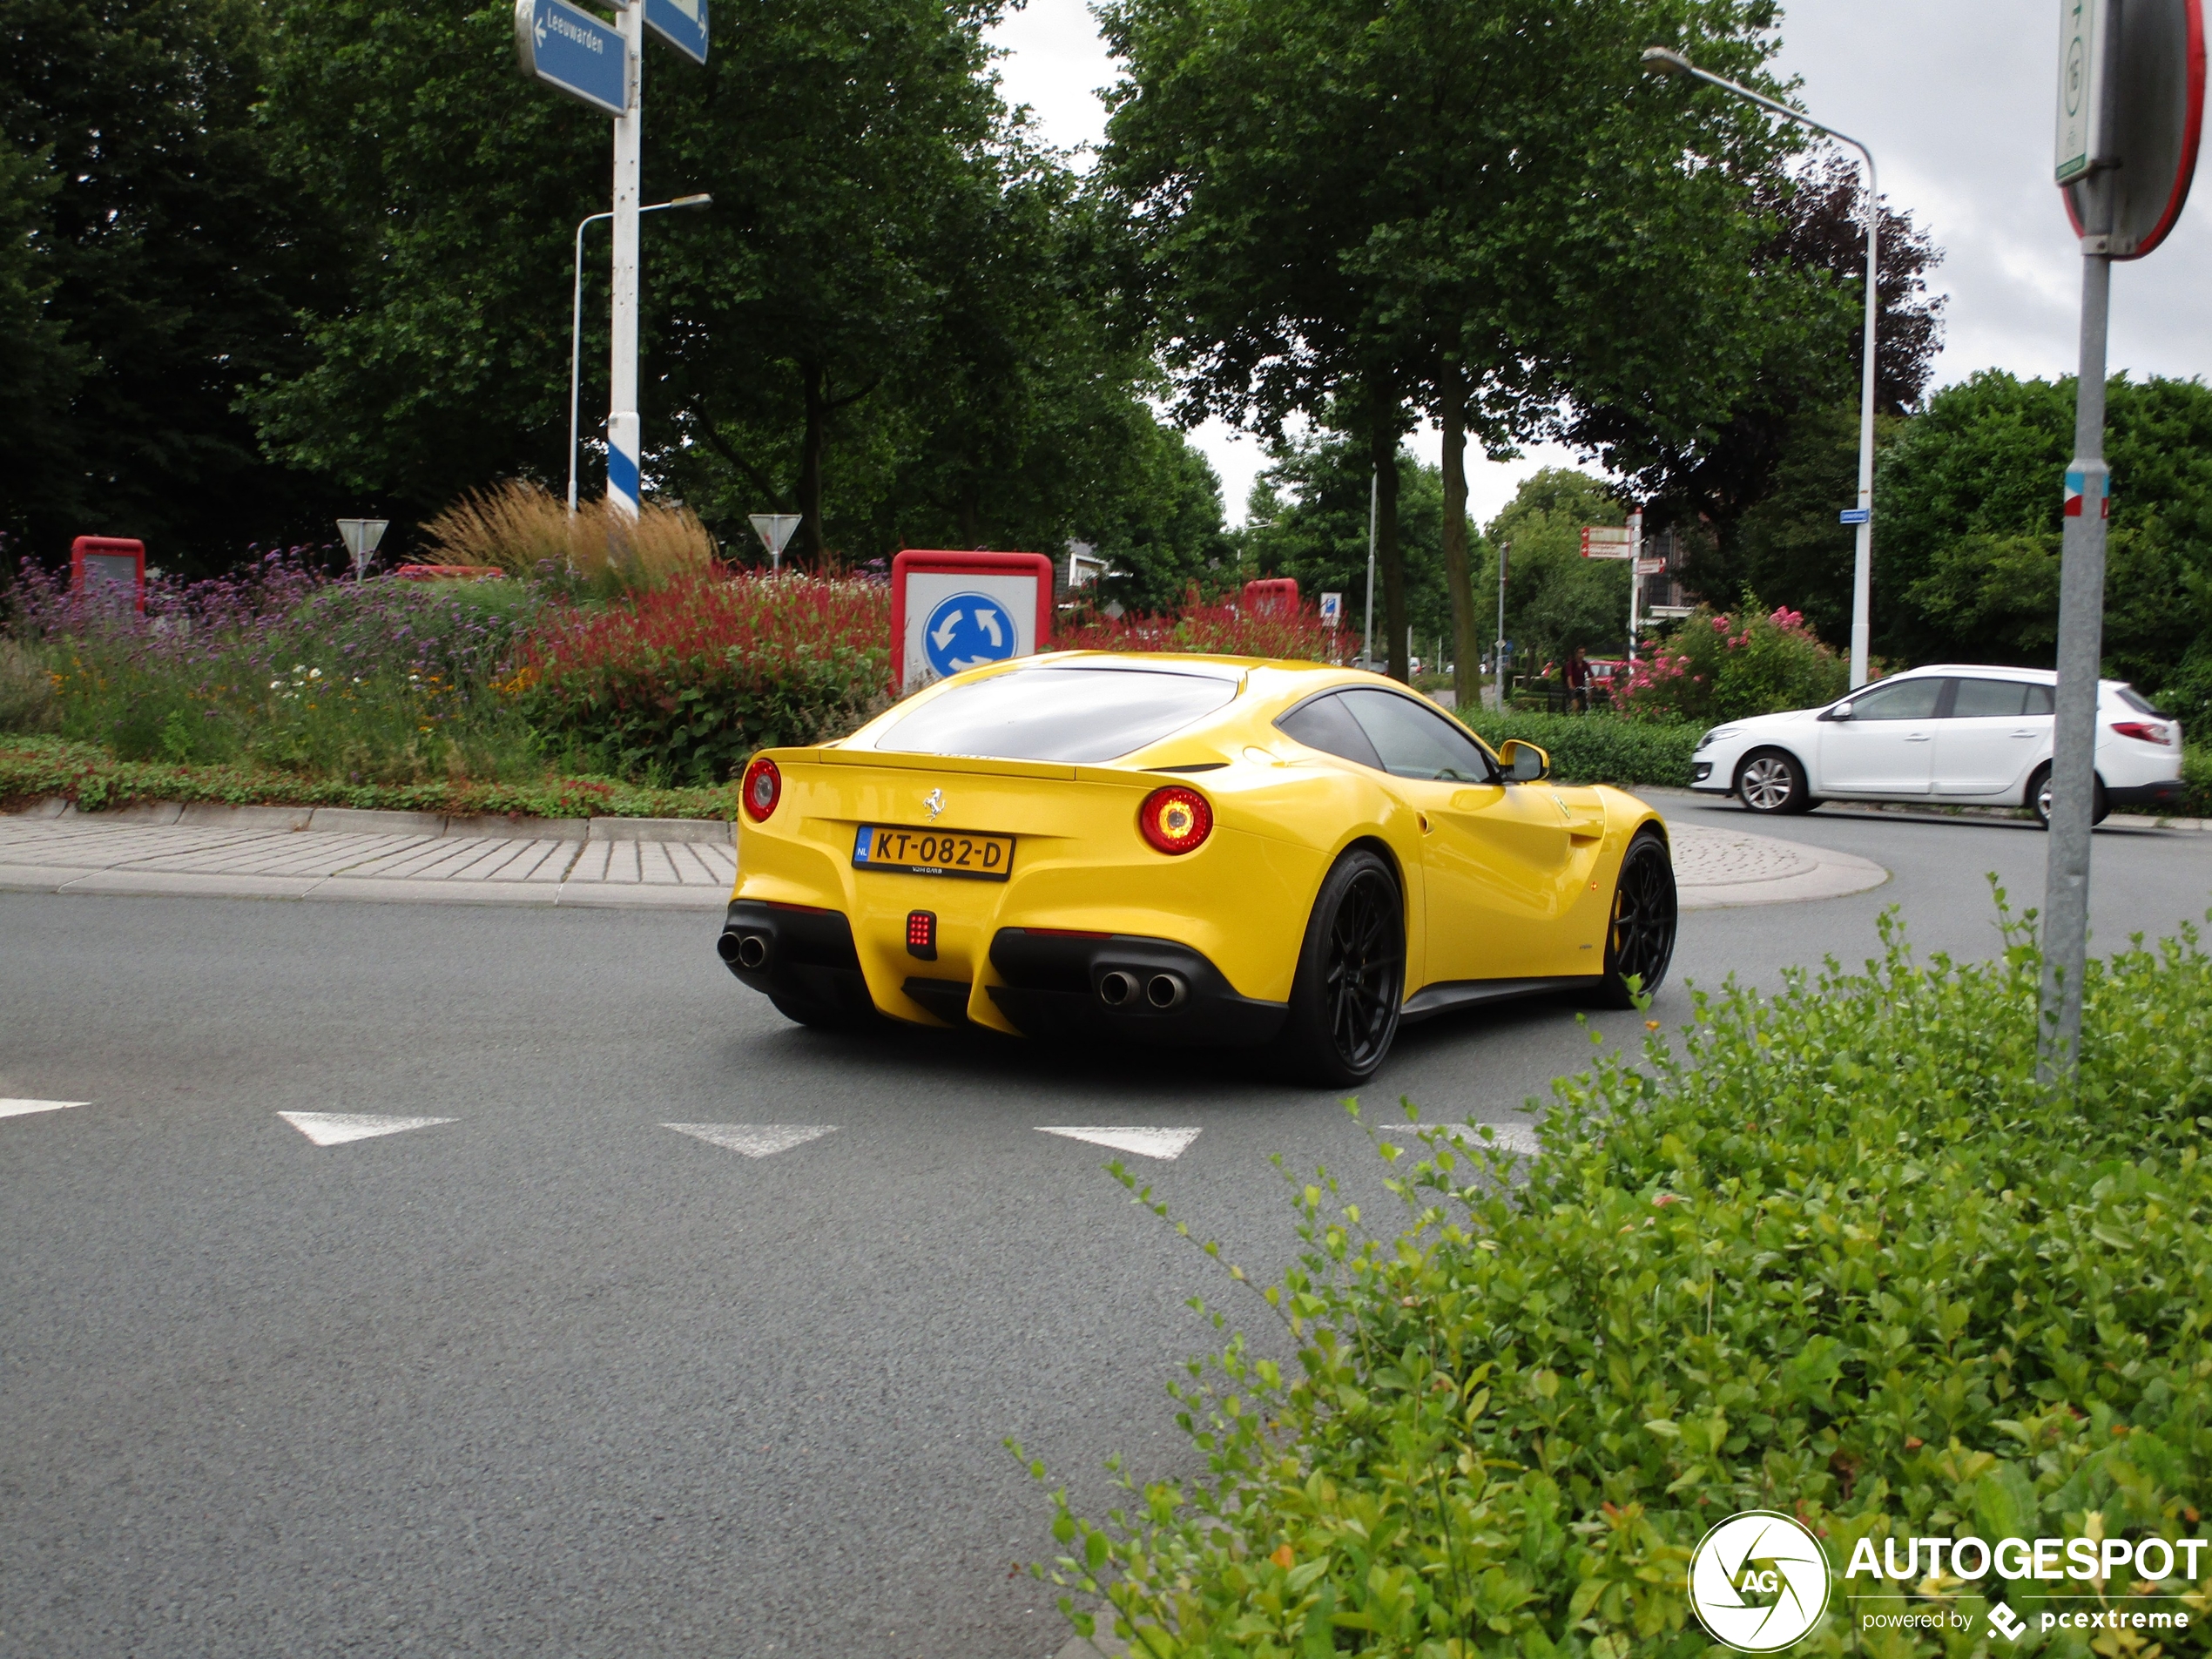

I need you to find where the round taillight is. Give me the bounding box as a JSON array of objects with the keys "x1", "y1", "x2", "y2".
[
  {"x1": 1138, "y1": 785, "x2": 1213, "y2": 855},
  {"x1": 741, "y1": 756, "x2": 782, "y2": 822}
]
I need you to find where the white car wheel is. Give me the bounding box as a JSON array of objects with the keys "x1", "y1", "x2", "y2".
[{"x1": 1735, "y1": 750, "x2": 1811, "y2": 815}]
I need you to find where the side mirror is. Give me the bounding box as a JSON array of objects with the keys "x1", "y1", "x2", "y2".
[
  {"x1": 1499, "y1": 738, "x2": 1549, "y2": 783},
  {"x1": 1824, "y1": 701, "x2": 1854, "y2": 722}
]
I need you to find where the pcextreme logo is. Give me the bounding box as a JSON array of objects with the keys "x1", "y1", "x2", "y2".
[{"x1": 1689, "y1": 1511, "x2": 1832, "y2": 1652}]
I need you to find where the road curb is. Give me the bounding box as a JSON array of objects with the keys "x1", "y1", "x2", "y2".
[
  {"x1": 17, "y1": 797, "x2": 733, "y2": 843},
  {"x1": 0, "y1": 861, "x2": 729, "y2": 909}
]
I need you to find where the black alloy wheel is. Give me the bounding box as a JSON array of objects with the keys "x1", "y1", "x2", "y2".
[
  {"x1": 1735, "y1": 748, "x2": 1812, "y2": 814},
  {"x1": 1591, "y1": 830, "x2": 1678, "y2": 1009},
  {"x1": 1277, "y1": 848, "x2": 1406, "y2": 1086}
]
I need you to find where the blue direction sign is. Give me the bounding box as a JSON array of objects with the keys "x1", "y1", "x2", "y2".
[
  {"x1": 645, "y1": 0, "x2": 708, "y2": 64},
  {"x1": 514, "y1": 0, "x2": 630, "y2": 118},
  {"x1": 1838, "y1": 508, "x2": 1871, "y2": 525},
  {"x1": 923, "y1": 592, "x2": 1019, "y2": 678}
]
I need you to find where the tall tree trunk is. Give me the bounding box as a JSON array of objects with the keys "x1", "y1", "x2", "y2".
[
  {"x1": 797, "y1": 361, "x2": 829, "y2": 570},
  {"x1": 1368, "y1": 382, "x2": 1407, "y2": 683},
  {"x1": 1438, "y1": 360, "x2": 1479, "y2": 712}
]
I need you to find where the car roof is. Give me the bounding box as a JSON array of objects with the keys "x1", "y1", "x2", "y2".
[{"x1": 1875, "y1": 664, "x2": 2134, "y2": 690}]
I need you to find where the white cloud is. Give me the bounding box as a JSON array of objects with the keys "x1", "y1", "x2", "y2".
[{"x1": 986, "y1": 0, "x2": 2211, "y2": 524}]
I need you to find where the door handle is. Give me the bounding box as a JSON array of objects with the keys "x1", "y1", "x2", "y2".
[
  {"x1": 1905, "y1": 733, "x2": 1932, "y2": 742},
  {"x1": 2010, "y1": 729, "x2": 2036, "y2": 738}
]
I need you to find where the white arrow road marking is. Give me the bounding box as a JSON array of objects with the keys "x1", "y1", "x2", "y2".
[
  {"x1": 663, "y1": 1123, "x2": 837, "y2": 1158},
  {"x1": 279, "y1": 1111, "x2": 455, "y2": 1147},
  {"x1": 0, "y1": 1098, "x2": 90, "y2": 1120},
  {"x1": 931, "y1": 610, "x2": 963, "y2": 649},
  {"x1": 1037, "y1": 1126, "x2": 1202, "y2": 1160},
  {"x1": 976, "y1": 607, "x2": 1003, "y2": 646}
]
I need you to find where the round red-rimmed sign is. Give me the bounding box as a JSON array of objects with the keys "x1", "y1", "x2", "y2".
[{"x1": 2063, "y1": 0, "x2": 2206, "y2": 258}]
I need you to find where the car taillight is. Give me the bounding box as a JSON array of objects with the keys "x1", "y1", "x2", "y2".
[
  {"x1": 1138, "y1": 785, "x2": 1213, "y2": 854},
  {"x1": 741, "y1": 756, "x2": 782, "y2": 820},
  {"x1": 2110, "y1": 721, "x2": 2174, "y2": 745}
]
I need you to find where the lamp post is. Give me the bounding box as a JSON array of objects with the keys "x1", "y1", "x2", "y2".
[
  {"x1": 567, "y1": 192, "x2": 711, "y2": 515},
  {"x1": 1641, "y1": 46, "x2": 1880, "y2": 690}
]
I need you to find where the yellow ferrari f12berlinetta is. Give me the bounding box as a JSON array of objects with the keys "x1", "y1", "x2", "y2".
[{"x1": 716, "y1": 653, "x2": 1676, "y2": 1083}]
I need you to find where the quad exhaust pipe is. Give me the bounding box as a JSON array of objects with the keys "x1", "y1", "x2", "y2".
[{"x1": 1096, "y1": 968, "x2": 1188, "y2": 1011}]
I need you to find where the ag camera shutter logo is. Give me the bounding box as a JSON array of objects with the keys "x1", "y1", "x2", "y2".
[{"x1": 1689, "y1": 1511, "x2": 1832, "y2": 1651}]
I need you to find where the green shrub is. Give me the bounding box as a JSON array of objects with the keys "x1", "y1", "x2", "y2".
[
  {"x1": 1024, "y1": 898, "x2": 2212, "y2": 1656},
  {"x1": 509, "y1": 573, "x2": 891, "y2": 786},
  {"x1": 1618, "y1": 600, "x2": 1851, "y2": 725},
  {"x1": 1455, "y1": 711, "x2": 1699, "y2": 791}
]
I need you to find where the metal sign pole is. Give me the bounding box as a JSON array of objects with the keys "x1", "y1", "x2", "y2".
[
  {"x1": 607, "y1": 1, "x2": 644, "y2": 519},
  {"x1": 1362, "y1": 468, "x2": 1377, "y2": 670},
  {"x1": 2040, "y1": 237, "x2": 2113, "y2": 1078},
  {"x1": 1627, "y1": 508, "x2": 1642, "y2": 659}
]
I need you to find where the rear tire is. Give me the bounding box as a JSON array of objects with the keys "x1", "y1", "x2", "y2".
[
  {"x1": 2028, "y1": 764, "x2": 2109, "y2": 828},
  {"x1": 1735, "y1": 748, "x2": 1812, "y2": 815},
  {"x1": 1589, "y1": 829, "x2": 1677, "y2": 1009},
  {"x1": 1274, "y1": 848, "x2": 1405, "y2": 1087}
]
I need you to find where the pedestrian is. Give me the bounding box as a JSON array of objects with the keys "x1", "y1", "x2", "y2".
[{"x1": 1565, "y1": 646, "x2": 1589, "y2": 713}]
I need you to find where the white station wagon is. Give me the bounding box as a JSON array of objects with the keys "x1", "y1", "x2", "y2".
[{"x1": 1689, "y1": 664, "x2": 2186, "y2": 825}]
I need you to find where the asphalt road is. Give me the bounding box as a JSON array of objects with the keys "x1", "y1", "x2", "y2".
[{"x1": 3, "y1": 801, "x2": 2209, "y2": 1659}]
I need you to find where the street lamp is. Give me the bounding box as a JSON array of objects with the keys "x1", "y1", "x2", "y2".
[
  {"x1": 1642, "y1": 46, "x2": 1880, "y2": 689},
  {"x1": 568, "y1": 192, "x2": 711, "y2": 514}
]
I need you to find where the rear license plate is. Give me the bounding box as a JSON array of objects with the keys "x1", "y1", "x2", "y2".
[{"x1": 852, "y1": 824, "x2": 1015, "y2": 881}]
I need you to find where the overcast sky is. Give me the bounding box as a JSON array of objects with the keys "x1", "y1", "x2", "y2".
[{"x1": 985, "y1": 0, "x2": 2212, "y2": 527}]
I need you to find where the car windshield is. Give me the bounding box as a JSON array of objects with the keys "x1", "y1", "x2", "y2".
[{"x1": 872, "y1": 665, "x2": 1241, "y2": 764}]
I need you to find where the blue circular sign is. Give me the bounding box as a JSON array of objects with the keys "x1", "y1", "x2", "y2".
[{"x1": 922, "y1": 591, "x2": 1020, "y2": 678}]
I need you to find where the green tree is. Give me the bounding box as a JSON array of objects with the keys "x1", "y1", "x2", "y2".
[
  {"x1": 1, "y1": 0, "x2": 337, "y2": 572},
  {"x1": 1238, "y1": 432, "x2": 1462, "y2": 662},
  {"x1": 1100, "y1": 0, "x2": 1807, "y2": 697},
  {"x1": 1484, "y1": 469, "x2": 1633, "y2": 675},
  {"x1": 1875, "y1": 370, "x2": 2212, "y2": 720},
  {"x1": 255, "y1": 0, "x2": 1202, "y2": 571}
]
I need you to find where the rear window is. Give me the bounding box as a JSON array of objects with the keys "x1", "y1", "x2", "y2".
[
  {"x1": 872, "y1": 665, "x2": 1240, "y2": 764},
  {"x1": 2119, "y1": 685, "x2": 2170, "y2": 718}
]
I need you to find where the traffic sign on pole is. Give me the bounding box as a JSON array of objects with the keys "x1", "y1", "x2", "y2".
[
  {"x1": 514, "y1": 0, "x2": 631, "y2": 117},
  {"x1": 1579, "y1": 525, "x2": 1634, "y2": 558},
  {"x1": 2054, "y1": 0, "x2": 2109, "y2": 183},
  {"x1": 2041, "y1": 0, "x2": 2204, "y2": 1077},
  {"x1": 1838, "y1": 508, "x2": 1871, "y2": 524},
  {"x1": 336, "y1": 518, "x2": 389, "y2": 580},
  {"x1": 2060, "y1": 0, "x2": 2204, "y2": 256},
  {"x1": 644, "y1": 0, "x2": 707, "y2": 64},
  {"x1": 749, "y1": 513, "x2": 802, "y2": 571}
]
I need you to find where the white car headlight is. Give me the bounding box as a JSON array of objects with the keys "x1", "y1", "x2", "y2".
[{"x1": 1696, "y1": 725, "x2": 1742, "y2": 752}]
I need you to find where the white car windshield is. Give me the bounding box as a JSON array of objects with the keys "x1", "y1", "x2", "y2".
[{"x1": 873, "y1": 665, "x2": 1241, "y2": 763}]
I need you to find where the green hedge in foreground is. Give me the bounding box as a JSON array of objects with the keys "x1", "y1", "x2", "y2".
[
  {"x1": 1026, "y1": 898, "x2": 2212, "y2": 1656},
  {"x1": 0, "y1": 736, "x2": 738, "y2": 819}
]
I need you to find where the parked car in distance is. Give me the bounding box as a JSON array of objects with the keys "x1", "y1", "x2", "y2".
[{"x1": 1687, "y1": 664, "x2": 2185, "y2": 826}]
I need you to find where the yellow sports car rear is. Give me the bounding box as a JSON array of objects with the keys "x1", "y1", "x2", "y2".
[{"x1": 717, "y1": 652, "x2": 1674, "y2": 1083}]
